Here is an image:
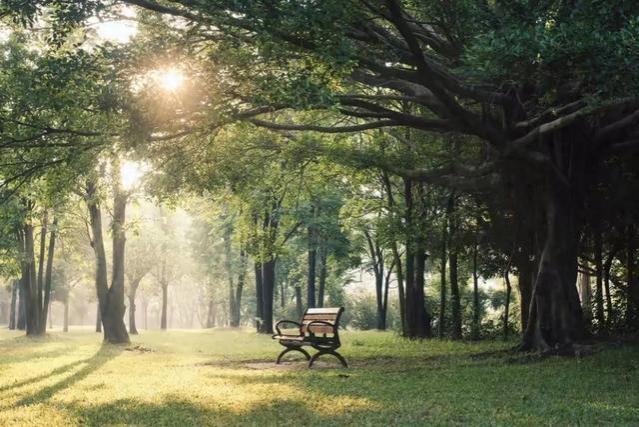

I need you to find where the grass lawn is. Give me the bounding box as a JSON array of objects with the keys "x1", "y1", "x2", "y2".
[{"x1": 0, "y1": 328, "x2": 638, "y2": 426}]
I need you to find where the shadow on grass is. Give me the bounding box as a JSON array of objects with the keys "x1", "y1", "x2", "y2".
[
  {"x1": 0, "y1": 359, "x2": 86, "y2": 394},
  {"x1": 14, "y1": 344, "x2": 124, "y2": 406},
  {"x1": 69, "y1": 394, "x2": 368, "y2": 426}
]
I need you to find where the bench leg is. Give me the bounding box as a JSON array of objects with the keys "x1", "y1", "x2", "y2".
[
  {"x1": 308, "y1": 350, "x2": 348, "y2": 368},
  {"x1": 276, "y1": 347, "x2": 311, "y2": 364}
]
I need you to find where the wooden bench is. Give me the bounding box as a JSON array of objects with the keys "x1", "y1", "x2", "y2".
[{"x1": 272, "y1": 307, "x2": 348, "y2": 368}]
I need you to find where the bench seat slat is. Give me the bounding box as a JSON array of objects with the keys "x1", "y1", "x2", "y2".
[
  {"x1": 302, "y1": 314, "x2": 339, "y2": 320},
  {"x1": 306, "y1": 308, "x2": 341, "y2": 314}
]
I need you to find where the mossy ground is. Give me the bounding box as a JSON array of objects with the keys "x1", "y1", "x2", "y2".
[{"x1": 0, "y1": 328, "x2": 637, "y2": 426}]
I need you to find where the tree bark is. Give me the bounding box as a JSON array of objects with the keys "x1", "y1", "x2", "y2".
[
  {"x1": 403, "y1": 179, "x2": 430, "y2": 338},
  {"x1": 37, "y1": 211, "x2": 47, "y2": 329},
  {"x1": 9, "y1": 279, "x2": 18, "y2": 330},
  {"x1": 447, "y1": 194, "x2": 462, "y2": 340},
  {"x1": 375, "y1": 253, "x2": 385, "y2": 330},
  {"x1": 521, "y1": 186, "x2": 586, "y2": 352},
  {"x1": 627, "y1": 225, "x2": 639, "y2": 326},
  {"x1": 579, "y1": 272, "x2": 592, "y2": 325},
  {"x1": 603, "y1": 247, "x2": 616, "y2": 326},
  {"x1": 23, "y1": 222, "x2": 41, "y2": 336},
  {"x1": 317, "y1": 246, "x2": 327, "y2": 308},
  {"x1": 514, "y1": 254, "x2": 534, "y2": 332},
  {"x1": 392, "y1": 241, "x2": 407, "y2": 336},
  {"x1": 254, "y1": 261, "x2": 263, "y2": 331},
  {"x1": 17, "y1": 277, "x2": 26, "y2": 330},
  {"x1": 449, "y1": 250, "x2": 461, "y2": 340},
  {"x1": 504, "y1": 268, "x2": 512, "y2": 340},
  {"x1": 414, "y1": 245, "x2": 432, "y2": 337},
  {"x1": 383, "y1": 261, "x2": 393, "y2": 331},
  {"x1": 231, "y1": 249, "x2": 246, "y2": 327},
  {"x1": 161, "y1": 283, "x2": 168, "y2": 330},
  {"x1": 306, "y1": 225, "x2": 317, "y2": 309},
  {"x1": 63, "y1": 297, "x2": 69, "y2": 332},
  {"x1": 594, "y1": 227, "x2": 605, "y2": 327},
  {"x1": 295, "y1": 285, "x2": 303, "y2": 318},
  {"x1": 128, "y1": 278, "x2": 141, "y2": 334},
  {"x1": 471, "y1": 241, "x2": 480, "y2": 340},
  {"x1": 40, "y1": 218, "x2": 57, "y2": 335},
  {"x1": 260, "y1": 258, "x2": 276, "y2": 334},
  {"x1": 96, "y1": 306, "x2": 102, "y2": 333},
  {"x1": 253, "y1": 262, "x2": 264, "y2": 332},
  {"x1": 438, "y1": 201, "x2": 449, "y2": 338}
]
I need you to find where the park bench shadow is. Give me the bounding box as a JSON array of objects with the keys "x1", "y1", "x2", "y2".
[{"x1": 12, "y1": 344, "x2": 124, "y2": 407}]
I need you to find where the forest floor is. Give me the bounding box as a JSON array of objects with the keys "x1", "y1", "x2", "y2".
[{"x1": 0, "y1": 328, "x2": 638, "y2": 426}]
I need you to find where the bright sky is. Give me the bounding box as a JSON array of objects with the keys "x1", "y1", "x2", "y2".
[
  {"x1": 95, "y1": 20, "x2": 138, "y2": 43},
  {"x1": 92, "y1": 6, "x2": 138, "y2": 44}
]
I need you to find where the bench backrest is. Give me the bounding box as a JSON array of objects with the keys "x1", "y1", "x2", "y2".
[{"x1": 302, "y1": 307, "x2": 344, "y2": 335}]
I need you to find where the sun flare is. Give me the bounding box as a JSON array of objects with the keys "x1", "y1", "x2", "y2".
[
  {"x1": 121, "y1": 161, "x2": 145, "y2": 190},
  {"x1": 157, "y1": 68, "x2": 185, "y2": 91}
]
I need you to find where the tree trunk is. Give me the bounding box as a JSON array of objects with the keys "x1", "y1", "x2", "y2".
[
  {"x1": 63, "y1": 297, "x2": 69, "y2": 332},
  {"x1": 403, "y1": 179, "x2": 431, "y2": 338},
  {"x1": 128, "y1": 279, "x2": 140, "y2": 335},
  {"x1": 521, "y1": 187, "x2": 586, "y2": 352},
  {"x1": 143, "y1": 298, "x2": 149, "y2": 330},
  {"x1": 295, "y1": 285, "x2": 303, "y2": 318},
  {"x1": 37, "y1": 211, "x2": 47, "y2": 331},
  {"x1": 231, "y1": 249, "x2": 246, "y2": 327},
  {"x1": 17, "y1": 277, "x2": 26, "y2": 330},
  {"x1": 603, "y1": 247, "x2": 616, "y2": 326},
  {"x1": 594, "y1": 227, "x2": 605, "y2": 327},
  {"x1": 382, "y1": 171, "x2": 407, "y2": 335},
  {"x1": 382, "y1": 262, "x2": 392, "y2": 331},
  {"x1": 260, "y1": 258, "x2": 276, "y2": 334},
  {"x1": 161, "y1": 283, "x2": 168, "y2": 330},
  {"x1": 447, "y1": 193, "x2": 461, "y2": 340},
  {"x1": 626, "y1": 225, "x2": 639, "y2": 326},
  {"x1": 375, "y1": 264, "x2": 385, "y2": 330},
  {"x1": 504, "y1": 269, "x2": 512, "y2": 340},
  {"x1": 414, "y1": 246, "x2": 432, "y2": 337},
  {"x1": 228, "y1": 278, "x2": 236, "y2": 327},
  {"x1": 40, "y1": 218, "x2": 57, "y2": 335},
  {"x1": 471, "y1": 241, "x2": 480, "y2": 340},
  {"x1": 86, "y1": 179, "x2": 129, "y2": 344},
  {"x1": 515, "y1": 254, "x2": 535, "y2": 332},
  {"x1": 9, "y1": 279, "x2": 18, "y2": 330},
  {"x1": 96, "y1": 306, "x2": 102, "y2": 333},
  {"x1": 392, "y1": 241, "x2": 407, "y2": 336},
  {"x1": 222, "y1": 223, "x2": 237, "y2": 327},
  {"x1": 438, "y1": 208, "x2": 448, "y2": 339},
  {"x1": 23, "y1": 222, "x2": 41, "y2": 336},
  {"x1": 307, "y1": 226, "x2": 317, "y2": 309},
  {"x1": 206, "y1": 298, "x2": 215, "y2": 328},
  {"x1": 254, "y1": 261, "x2": 263, "y2": 331},
  {"x1": 449, "y1": 251, "x2": 461, "y2": 340},
  {"x1": 317, "y1": 247, "x2": 327, "y2": 308},
  {"x1": 365, "y1": 231, "x2": 385, "y2": 331},
  {"x1": 579, "y1": 272, "x2": 592, "y2": 326}
]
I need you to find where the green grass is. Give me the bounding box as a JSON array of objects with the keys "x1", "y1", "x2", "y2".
[{"x1": 0, "y1": 328, "x2": 638, "y2": 426}]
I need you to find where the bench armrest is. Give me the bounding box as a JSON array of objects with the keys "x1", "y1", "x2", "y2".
[
  {"x1": 274, "y1": 320, "x2": 303, "y2": 338},
  {"x1": 306, "y1": 320, "x2": 338, "y2": 335}
]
